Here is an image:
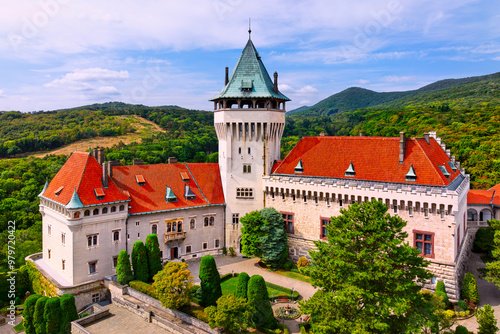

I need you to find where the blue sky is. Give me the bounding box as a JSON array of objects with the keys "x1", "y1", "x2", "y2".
[{"x1": 0, "y1": 0, "x2": 499, "y2": 112}]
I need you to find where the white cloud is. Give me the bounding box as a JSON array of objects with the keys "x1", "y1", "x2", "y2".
[
  {"x1": 296, "y1": 85, "x2": 318, "y2": 94},
  {"x1": 359, "y1": 79, "x2": 369, "y2": 85},
  {"x1": 383, "y1": 75, "x2": 415, "y2": 83},
  {"x1": 0, "y1": 90, "x2": 4, "y2": 98},
  {"x1": 45, "y1": 68, "x2": 129, "y2": 87}
]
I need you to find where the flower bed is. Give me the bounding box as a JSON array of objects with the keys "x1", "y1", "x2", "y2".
[{"x1": 275, "y1": 305, "x2": 301, "y2": 320}]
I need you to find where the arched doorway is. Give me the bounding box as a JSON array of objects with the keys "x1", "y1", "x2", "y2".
[
  {"x1": 467, "y1": 209, "x2": 478, "y2": 221},
  {"x1": 480, "y1": 209, "x2": 492, "y2": 222}
]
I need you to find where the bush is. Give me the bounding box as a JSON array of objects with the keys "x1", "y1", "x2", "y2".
[
  {"x1": 477, "y1": 304, "x2": 499, "y2": 334},
  {"x1": 462, "y1": 272, "x2": 477, "y2": 301},
  {"x1": 44, "y1": 297, "x2": 62, "y2": 334},
  {"x1": 145, "y1": 234, "x2": 163, "y2": 281},
  {"x1": 199, "y1": 255, "x2": 222, "y2": 307},
  {"x1": 468, "y1": 275, "x2": 479, "y2": 303},
  {"x1": 23, "y1": 294, "x2": 41, "y2": 334},
  {"x1": 228, "y1": 247, "x2": 236, "y2": 257},
  {"x1": 435, "y1": 281, "x2": 450, "y2": 308},
  {"x1": 283, "y1": 260, "x2": 294, "y2": 271},
  {"x1": 116, "y1": 250, "x2": 134, "y2": 285},
  {"x1": 80, "y1": 312, "x2": 89, "y2": 318},
  {"x1": 236, "y1": 272, "x2": 250, "y2": 300},
  {"x1": 297, "y1": 257, "x2": 309, "y2": 269},
  {"x1": 60, "y1": 294, "x2": 78, "y2": 334},
  {"x1": 131, "y1": 241, "x2": 149, "y2": 283},
  {"x1": 222, "y1": 247, "x2": 227, "y2": 255},
  {"x1": 33, "y1": 296, "x2": 48, "y2": 334},
  {"x1": 473, "y1": 227, "x2": 495, "y2": 253},
  {"x1": 457, "y1": 300, "x2": 468, "y2": 312},
  {"x1": 153, "y1": 262, "x2": 193, "y2": 310},
  {"x1": 205, "y1": 294, "x2": 251, "y2": 333},
  {"x1": 455, "y1": 325, "x2": 469, "y2": 334},
  {"x1": 130, "y1": 280, "x2": 157, "y2": 298},
  {"x1": 247, "y1": 275, "x2": 277, "y2": 330}
]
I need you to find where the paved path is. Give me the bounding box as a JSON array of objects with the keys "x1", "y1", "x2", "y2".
[{"x1": 454, "y1": 252, "x2": 500, "y2": 332}]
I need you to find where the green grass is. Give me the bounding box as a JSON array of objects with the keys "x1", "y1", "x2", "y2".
[
  {"x1": 220, "y1": 277, "x2": 299, "y2": 299},
  {"x1": 273, "y1": 269, "x2": 311, "y2": 283},
  {"x1": 13, "y1": 321, "x2": 24, "y2": 333}
]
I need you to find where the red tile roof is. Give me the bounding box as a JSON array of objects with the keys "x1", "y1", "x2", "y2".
[
  {"x1": 467, "y1": 190, "x2": 494, "y2": 205},
  {"x1": 41, "y1": 152, "x2": 130, "y2": 207},
  {"x1": 112, "y1": 163, "x2": 224, "y2": 214},
  {"x1": 272, "y1": 136, "x2": 461, "y2": 186}
]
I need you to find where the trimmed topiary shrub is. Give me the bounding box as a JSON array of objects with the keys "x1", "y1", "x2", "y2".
[
  {"x1": 44, "y1": 297, "x2": 62, "y2": 334},
  {"x1": 468, "y1": 275, "x2": 479, "y2": 303},
  {"x1": 297, "y1": 257, "x2": 309, "y2": 269},
  {"x1": 247, "y1": 275, "x2": 277, "y2": 330},
  {"x1": 131, "y1": 241, "x2": 150, "y2": 283},
  {"x1": 235, "y1": 272, "x2": 250, "y2": 300},
  {"x1": 34, "y1": 296, "x2": 48, "y2": 334},
  {"x1": 284, "y1": 260, "x2": 294, "y2": 271},
  {"x1": 458, "y1": 300, "x2": 468, "y2": 312},
  {"x1": 462, "y1": 272, "x2": 473, "y2": 300},
  {"x1": 199, "y1": 255, "x2": 222, "y2": 307},
  {"x1": 23, "y1": 294, "x2": 41, "y2": 334},
  {"x1": 222, "y1": 247, "x2": 227, "y2": 256},
  {"x1": 455, "y1": 325, "x2": 469, "y2": 334},
  {"x1": 435, "y1": 281, "x2": 450, "y2": 307},
  {"x1": 116, "y1": 250, "x2": 134, "y2": 285},
  {"x1": 145, "y1": 234, "x2": 163, "y2": 281},
  {"x1": 60, "y1": 294, "x2": 78, "y2": 334}
]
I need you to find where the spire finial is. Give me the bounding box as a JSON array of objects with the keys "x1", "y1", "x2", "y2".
[{"x1": 248, "y1": 18, "x2": 251, "y2": 39}]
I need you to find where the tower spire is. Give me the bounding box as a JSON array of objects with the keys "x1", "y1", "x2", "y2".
[{"x1": 248, "y1": 18, "x2": 251, "y2": 39}]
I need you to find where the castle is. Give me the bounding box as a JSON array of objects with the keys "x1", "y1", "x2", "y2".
[{"x1": 31, "y1": 33, "x2": 482, "y2": 308}]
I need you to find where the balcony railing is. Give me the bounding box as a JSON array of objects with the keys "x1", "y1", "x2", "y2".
[{"x1": 164, "y1": 231, "x2": 186, "y2": 243}]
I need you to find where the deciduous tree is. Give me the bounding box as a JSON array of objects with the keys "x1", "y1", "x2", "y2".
[
  {"x1": 205, "y1": 294, "x2": 251, "y2": 333},
  {"x1": 153, "y1": 262, "x2": 193, "y2": 310},
  {"x1": 240, "y1": 211, "x2": 265, "y2": 258},
  {"x1": 300, "y1": 200, "x2": 432, "y2": 333}
]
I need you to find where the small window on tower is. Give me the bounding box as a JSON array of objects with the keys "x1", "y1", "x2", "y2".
[
  {"x1": 248, "y1": 147, "x2": 251, "y2": 154},
  {"x1": 238, "y1": 147, "x2": 242, "y2": 154}
]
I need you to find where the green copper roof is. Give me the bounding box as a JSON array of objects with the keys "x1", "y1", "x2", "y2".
[
  {"x1": 405, "y1": 164, "x2": 417, "y2": 181},
  {"x1": 38, "y1": 179, "x2": 49, "y2": 197},
  {"x1": 294, "y1": 159, "x2": 304, "y2": 173},
  {"x1": 165, "y1": 186, "x2": 177, "y2": 202},
  {"x1": 66, "y1": 189, "x2": 84, "y2": 209},
  {"x1": 345, "y1": 162, "x2": 355, "y2": 177},
  {"x1": 210, "y1": 38, "x2": 290, "y2": 101}
]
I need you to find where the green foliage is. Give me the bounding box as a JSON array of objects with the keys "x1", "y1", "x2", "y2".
[
  {"x1": 235, "y1": 272, "x2": 250, "y2": 300},
  {"x1": 259, "y1": 208, "x2": 288, "y2": 269},
  {"x1": 240, "y1": 211, "x2": 265, "y2": 258},
  {"x1": 131, "y1": 241, "x2": 149, "y2": 283},
  {"x1": 26, "y1": 261, "x2": 57, "y2": 298},
  {"x1": 455, "y1": 325, "x2": 470, "y2": 334},
  {"x1": 130, "y1": 280, "x2": 157, "y2": 298},
  {"x1": 283, "y1": 260, "x2": 294, "y2": 271},
  {"x1": 23, "y1": 294, "x2": 41, "y2": 334},
  {"x1": 457, "y1": 300, "x2": 468, "y2": 312},
  {"x1": 228, "y1": 247, "x2": 236, "y2": 257},
  {"x1": 116, "y1": 250, "x2": 134, "y2": 285},
  {"x1": 247, "y1": 275, "x2": 277, "y2": 330},
  {"x1": 222, "y1": 246, "x2": 227, "y2": 256},
  {"x1": 152, "y1": 262, "x2": 193, "y2": 310},
  {"x1": 415, "y1": 290, "x2": 456, "y2": 333},
  {"x1": 43, "y1": 297, "x2": 61, "y2": 334},
  {"x1": 477, "y1": 304, "x2": 499, "y2": 334},
  {"x1": 486, "y1": 220, "x2": 500, "y2": 288},
  {"x1": 145, "y1": 234, "x2": 162, "y2": 280},
  {"x1": 33, "y1": 296, "x2": 48, "y2": 334},
  {"x1": 474, "y1": 227, "x2": 495, "y2": 253},
  {"x1": 205, "y1": 294, "x2": 251, "y2": 333},
  {"x1": 296, "y1": 257, "x2": 309, "y2": 270},
  {"x1": 60, "y1": 294, "x2": 78, "y2": 334},
  {"x1": 199, "y1": 255, "x2": 222, "y2": 307},
  {"x1": 435, "y1": 281, "x2": 450, "y2": 308},
  {"x1": 462, "y1": 273, "x2": 479, "y2": 303},
  {"x1": 300, "y1": 200, "x2": 432, "y2": 333}
]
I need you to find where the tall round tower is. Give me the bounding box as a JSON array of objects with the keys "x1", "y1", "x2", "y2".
[{"x1": 210, "y1": 34, "x2": 290, "y2": 252}]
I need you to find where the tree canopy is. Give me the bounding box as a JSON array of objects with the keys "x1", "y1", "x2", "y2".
[
  {"x1": 153, "y1": 262, "x2": 193, "y2": 310},
  {"x1": 205, "y1": 294, "x2": 251, "y2": 333},
  {"x1": 300, "y1": 200, "x2": 432, "y2": 333}
]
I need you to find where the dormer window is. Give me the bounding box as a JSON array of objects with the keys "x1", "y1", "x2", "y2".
[
  {"x1": 135, "y1": 175, "x2": 146, "y2": 186},
  {"x1": 180, "y1": 172, "x2": 190, "y2": 182},
  {"x1": 185, "y1": 185, "x2": 196, "y2": 200},
  {"x1": 447, "y1": 161, "x2": 457, "y2": 172},
  {"x1": 55, "y1": 186, "x2": 64, "y2": 196},
  {"x1": 241, "y1": 80, "x2": 253, "y2": 91},
  {"x1": 94, "y1": 188, "x2": 105, "y2": 200},
  {"x1": 439, "y1": 165, "x2": 450, "y2": 177},
  {"x1": 405, "y1": 164, "x2": 417, "y2": 182},
  {"x1": 294, "y1": 159, "x2": 304, "y2": 174},
  {"x1": 165, "y1": 186, "x2": 177, "y2": 202},
  {"x1": 345, "y1": 162, "x2": 355, "y2": 177}
]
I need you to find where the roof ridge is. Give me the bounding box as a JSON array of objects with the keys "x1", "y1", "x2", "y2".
[
  {"x1": 413, "y1": 138, "x2": 447, "y2": 186},
  {"x1": 185, "y1": 163, "x2": 210, "y2": 204},
  {"x1": 491, "y1": 190, "x2": 496, "y2": 205},
  {"x1": 76, "y1": 152, "x2": 91, "y2": 194}
]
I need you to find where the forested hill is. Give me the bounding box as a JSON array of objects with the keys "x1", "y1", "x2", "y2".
[{"x1": 291, "y1": 72, "x2": 500, "y2": 116}]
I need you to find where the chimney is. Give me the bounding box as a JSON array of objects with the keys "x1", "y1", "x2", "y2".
[
  {"x1": 273, "y1": 72, "x2": 278, "y2": 93},
  {"x1": 93, "y1": 148, "x2": 97, "y2": 160},
  {"x1": 97, "y1": 148, "x2": 104, "y2": 165},
  {"x1": 168, "y1": 157, "x2": 178, "y2": 164},
  {"x1": 108, "y1": 161, "x2": 120, "y2": 179},
  {"x1": 423, "y1": 132, "x2": 430, "y2": 144},
  {"x1": 319, "y1": 132, "x2": 326, "y2": 137},
  {"x1": 225, "y1": 67, "x2": 229, "y2": 85},
  {"x1": 436, "y1": 137, "x2": 442, "y2": 145},
  {"x1": 359, "y1": 132, "x2": 363, "y2": 136},
  {"x1": 456, "y1": 161, "x2": 461, "y2": 169},
  {"x1": 133, "y1": 159, "x2": 144, "y2": 165},
  {"x1": 399, "y1": 131, "x2": 406, "y2": 164},
  {"x1": 441, "y1": 143, "x2": 446, "y2": 152},
  {"x1": 446, "y1": 149, "x2": 451, "y2": 158},
  {"x1": 102, "y1": 162, "x2": 108, "y2": 188},
  {"x1": 451, "y1": 155, "x2": 456, "y2": 163}
]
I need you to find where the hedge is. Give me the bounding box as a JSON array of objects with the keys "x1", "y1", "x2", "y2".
[
  {"x1": 129, "y1": 280, "x2": 157, "y2": 298},
  {"x1": 60, "y1": 294, "x2": 78, "y2": 334},
  {"x1": 266, "y1": 282, "x2": 300, "y2": 300}
]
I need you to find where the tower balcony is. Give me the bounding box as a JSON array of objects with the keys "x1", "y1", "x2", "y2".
[{"x1": 164, "y1": 231, "x2": 186, "y2": 243}]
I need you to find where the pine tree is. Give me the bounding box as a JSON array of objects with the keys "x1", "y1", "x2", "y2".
[
  {"x1": 199, "y1": 255, "x2": 222, "y2": 307},
  {"x1": 44, "y1": 297, "x2": 62, "y2": 334},
  {"x1": 60, "y1": 294, "x2": 78, "y2": 334},
  {"x1": 116, "y1": 250, "x2": 134, "y2": 285},
  {"x1": 477, "y1": 304, "x2": 499, "y2": 334},
  {"x1": 131, "y1": 241, "x2": 150, "y2": 282},
  {"x1": 145, "y1": 234, "x2": 163, "y2": 280},
  {"x1": 235, "y1": 272, "x2": 250, "y2": 300},
  {"x1": 260, "y1": 207, "x2": 288, "y2": 269},
  {"x1": 23, "y1": 294, "x2": 41, "y2": 334},
  {"x1": 247, "y1": 275, "x2": 277, "y2": 330},
  {"x1": 34, "y1": 296, "x2": 48, "y2": 334}
]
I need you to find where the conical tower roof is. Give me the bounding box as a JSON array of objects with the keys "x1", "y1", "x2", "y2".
[
  {"x1": 210, "y1": 38, "x2": 290, "y2": 101},
  {"x1": 66, "y1": 189, "x2": 84, "y2": 209}
]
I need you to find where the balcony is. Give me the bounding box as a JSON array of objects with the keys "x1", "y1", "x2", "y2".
[{"x1": 164, "y1": 231, "x2": 186, "y2": 243}]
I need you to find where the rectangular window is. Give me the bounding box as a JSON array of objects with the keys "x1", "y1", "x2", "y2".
[
  {"x1": 215, "y1": 239, "x2": 220, "y2": 248},
  {"x1": 87, "y1": 234, "x2": 98, "y2": 247},
  {"x1": 91, "y1": 293, "x2": 100, "y2": 303},
  {"x1": 281, "y1": 212, "x2": 294, "y2": 234},
  {"x1": 236, "y1": 188, "x2": 254, "y2": 199},
  {"x1": 243, "y1": 164, "x2": 251, "y2": 174},
  {"x1": 314, "y1": 196, "x2": 318, "y2": 205},
  {"x1": 112, "y1": 230, "x2": 120, "y2": 242},
  {"x1": 424, "y1": 208, "x2": 429, "y2": 218},
  {"x1": 303, "y1": 194, "x2": 307, "y2": 203},
  {"x1": 326, "y1": 197, "x2": 330, "y2": 206},
  {"x1": 339, "y1": 199, "x2": 343, "y2": 207},
  {"x1": 414, "y1": 231, "x2": 434, "y2": 258},
  {"x1": 232, "y1": 213, "x2": 239, "y2": 225},
  {"x1": 292, "y1": 193, "x2": 296, "y2": 202},
  {"x1": 62, "y1": 259, "x2": 65, "y2": 271},
  {"x1": 135, "y1": 221, "x2": 140, "y2": 226},
  {"x1": 440, "y1": 211, "x2": 445, "y2": 220},
  {"x1": 320, "y1": 217, "x2": 331, "y2": 239},
  {"x1": 112, "y1": 256, "x2": 118, "y2": 269},
  {"x1": 248, "y1": 147, "x2": 251, "y2": 154},
  {"x1": 186, "y1": 245, "x2": 192, "y2": 253},
  {"x1": 409, "y1": 206, "x2": 413, "y2": 216},
  {"x1": 48, "y1": 249, "x2": 51, "y2": 260},
  {"x1": 394, "y1": 205, "x2": 398, "y2": 214},
  {"x1": 89, "y1": 261, "x2": 97, "y2": 274},
  {"x1": 61, "y1": 232, "x2": 66, "y2": 245},
  {"x1": 190, "y1": 219, "x2": 196, "y2": 229},
  {"x1": 203, "y1": 242, "x2": 208, "y2": 250},
  {"x1": 48, "y1": 225, "x2": 51, "y2": 236}
]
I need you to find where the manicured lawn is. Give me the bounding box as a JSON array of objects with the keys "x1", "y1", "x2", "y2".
[
  {"x1": 221, "y1": 277, "x2": 299, "y2": 299},
  {"x1": 273, "y1": 269, "x2": 311, "y2": 283},
  {"x1": 13, "y1": 321, "x2": 24, "y2": 333}
]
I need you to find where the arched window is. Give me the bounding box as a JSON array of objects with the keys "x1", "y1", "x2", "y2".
[
  {"x1": 204, "y1": 217, "x2": 209, "y2": 227},
  {"x1": 167, "y1": 222, "x2": 172, "y2": 233},
  {"x1": 209, "y1": 217, "x2": 215, "y2": 226},
  {"x1": 111, "y1": 206, "x2": 116, "y2": 213},
  {"x1": 84, "y1": 210, "x2": 90, "y2": 217},
  {"x1": 74, "y1": 211, "x2": 80, "y2": 219},
  {"x1": 480, "y1": 209, "x2": 492, "y2": 222},
  {"x1": 178, "y1": 221, "x2": 182, "y2": 232},
  {"x1": 152, "y1": 224, "x2": 157, "y2": 234},
  {"x1": 467, "y1": 209, "x2": 478, "y2": 221},
  {"x1": 113, "y1": 231, "x2": 120, "y2": 241},
  {"x1": 93, "y1": 208, "x2": 99, "y2": 215},
  {"x1": 190, "y1": 219, "x2": 195, "y2": 229},
  {"x1": 172, "y1": 221, "x2": 177, "y2": 232},
  {"x1": 119, "y1": 205, "x2": 125, "y2": 211},
  {"x1": 102, "y1": 207, "x2": 108, "y2": 214}
]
